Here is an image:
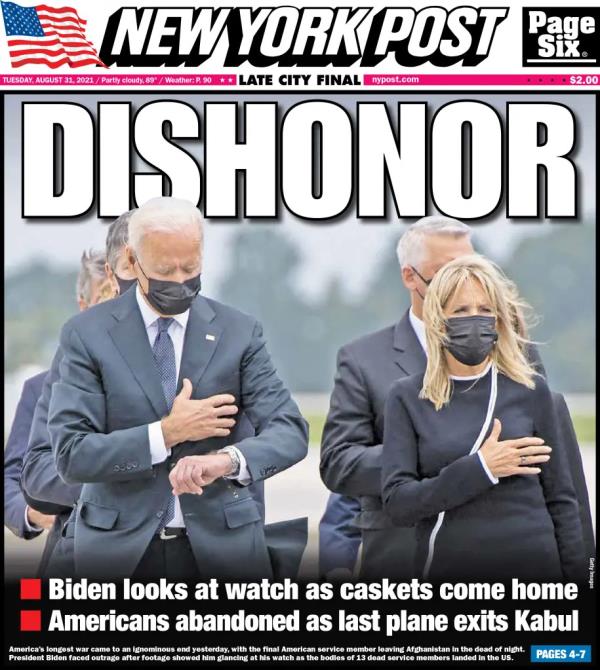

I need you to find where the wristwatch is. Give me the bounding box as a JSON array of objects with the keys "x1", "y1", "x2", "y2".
[{"x1": 217, "y1": 446, "x2": 240, "y2": 478}]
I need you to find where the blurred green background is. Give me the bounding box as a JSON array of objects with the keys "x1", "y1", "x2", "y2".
[{"x1": 5, "y1": 221, "x2": 595, "y2": 443}]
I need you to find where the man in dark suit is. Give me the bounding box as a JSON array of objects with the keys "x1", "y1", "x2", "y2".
[
  {"x1": 319, "y1": 216, "x2": 594, "y2": 578},
  {"x1": 20, "y1": 215, "x2": 138, "y2": 576},
  {"x1": 47, "y1": 197, "x2": 308, "y2": 580},
  {"x1": 5, "y1": 249, "x2": 112, "y2": 575},
  {"x1": 320, "y1": 217, "x2": 474, "y2": 579},
  {"x1": 552, "y1": 393, "x2": 596, "y2": 562},
  {"x1": 5, "y1": 372, "x2": 52, "y2": 540}
]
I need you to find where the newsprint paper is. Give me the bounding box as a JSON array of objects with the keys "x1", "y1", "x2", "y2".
[{"x1": 2, "y1": 0, "x2": 597, "y2": 667}]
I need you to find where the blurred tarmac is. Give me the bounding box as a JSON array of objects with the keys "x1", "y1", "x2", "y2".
[{"x1": 4, "y1": 444, "x2": 596, "y2": 580}]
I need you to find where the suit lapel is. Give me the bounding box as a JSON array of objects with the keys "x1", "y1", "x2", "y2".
[
  {"x1": 393, "y1": 310, "x2": 427, "y2": 376},
  {"x1": 177, "y1": 296, "x2": 223, "y2": 391},
  {"x1": 108, "y1": 290, "x2": 168, "y2": 418}
]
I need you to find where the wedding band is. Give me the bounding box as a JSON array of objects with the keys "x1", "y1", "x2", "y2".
[{"x1": 520, "y1": 455, "x2": 526, "y2": 464}]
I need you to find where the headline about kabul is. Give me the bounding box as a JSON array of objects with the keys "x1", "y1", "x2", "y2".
[{"x1": 43, "y1": 578, "x2": 581, "y2": 633}]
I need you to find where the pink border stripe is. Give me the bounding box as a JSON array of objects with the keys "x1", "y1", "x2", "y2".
[
  {"x1": 0, "y1": 73, "x2": 238, "y2": 85},
  {"x1": 364, "y1": 74, "x2": 598, "y2": 86}
]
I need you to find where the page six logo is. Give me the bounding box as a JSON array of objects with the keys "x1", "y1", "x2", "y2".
[{"x1": 522, "y1": 7, "x2": 598, "y2": 67}]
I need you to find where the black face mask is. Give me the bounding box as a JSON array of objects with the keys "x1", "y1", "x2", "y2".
[
  {"x1": 115, "y1": 275, "x2": 137, "y2": 295},
  {"x1": 136, "y1": 260, "x2": 201, "y2": 315},
  {"x1": 445, "y1": 315, "x2": 498, "y2": 366}
]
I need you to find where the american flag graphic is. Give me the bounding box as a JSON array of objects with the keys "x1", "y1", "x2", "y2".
[{"x1": 1, "y1": 1, "x2": 106, "y2": 68}]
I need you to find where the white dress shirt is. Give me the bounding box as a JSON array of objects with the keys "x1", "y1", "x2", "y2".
[
  {"x1": 408, "y1": 306, "x2": 497, "y2": 485},
  {"x1": 408, "y1": 307, "x2": 427, "y2": 353},
  {"x1": 136, "y1": 287, "x2": 251, "y2": 528}
]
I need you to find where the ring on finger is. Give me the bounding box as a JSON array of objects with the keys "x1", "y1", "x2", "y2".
[{"x1": 520, "y1": 455, "x2": 527, "y2": 464}]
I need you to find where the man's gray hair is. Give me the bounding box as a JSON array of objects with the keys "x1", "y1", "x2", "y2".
[
  {"x1": 396, "y1": 216, "x2": 472, "y2": 269},
  {"x1": 128, "y1": 197, "x2": 203, "y2": 256},
  {"x1": 77, "y1": 249, "x2": 107, "y2": 303},
  {"x1": 105, "y1": 209, "x2": 135, "y2": 271}
]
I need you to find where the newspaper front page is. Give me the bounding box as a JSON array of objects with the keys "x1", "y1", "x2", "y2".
[{"x1": 2, "y1": 0, "x2": 597, "y2": 666}]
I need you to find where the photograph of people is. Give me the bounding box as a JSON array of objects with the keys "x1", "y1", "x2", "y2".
[
  {"x1": 319, "y1": 217, "x2": 476, "y2": 579},
  {"x1": 381, "y1": 254, "x2": 587, "y2": 583},
  {"x1": 20, "y1": 208, "x2": 277, "y2": 579},
  {"x1": 45, "y1": 197, "x2": 308, "y2": 580}
]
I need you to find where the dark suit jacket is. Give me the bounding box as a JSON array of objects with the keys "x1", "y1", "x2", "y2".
[
  {"x1": 20, "y1": 353, "x2": 86, "y2": 578},
  {"x1": 320, "y1": 312, "x2": 424, "y2": 578},
  {"x1": 47, "y1": 288, "x2": 308, "y2": 579},
  {"x1": 320, "y1": 310, "x2": 593, "y2": 578},
  {"x1": 4, "y1": 371, "x2": 47, "y2": 539},
  {"x1": 318, "y1": 493, "x2": 361, "y2": 577},
  {"x1": 552, "y1": 393, "x2": 595, "y2": 562},
  {"x1": 22, "y1": 345, "x2": 268, "y2": 577}
]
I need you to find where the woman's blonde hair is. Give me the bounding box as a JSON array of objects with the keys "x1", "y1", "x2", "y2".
[{"x1": 420, "y1": 254, "x2": 538, "y2": 410}]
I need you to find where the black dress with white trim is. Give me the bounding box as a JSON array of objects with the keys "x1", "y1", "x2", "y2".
[{"x1": 381, "y1": 365, "x2": 586, "y2": 582}]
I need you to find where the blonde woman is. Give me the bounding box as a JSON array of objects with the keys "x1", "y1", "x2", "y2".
[{"x1": 381, "y1": 255, "x2": 586, "y2": 582}]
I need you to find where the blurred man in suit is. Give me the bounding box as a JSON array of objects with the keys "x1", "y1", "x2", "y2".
[
  {"x1": 21, "y1": 214, "x2": 137, "y2": 576},
  {"x1": 104, "y1": 209, "x2": 138, "y2": 296},
  {"x1": 47, "y1": 197, "x2": 308, "y2": 580},
  {"x1": 5, "y1": 372, "x2": 51, "y2": 540},
  {"x1": 318, "y1": 493, "x2": 361, "y2": 579},
  {"x1": 5, "y1": 249, "x2": 111, "y2": 574},
  {"x1": 320, "y1": 216, "x2": 594, "y2": 579}
]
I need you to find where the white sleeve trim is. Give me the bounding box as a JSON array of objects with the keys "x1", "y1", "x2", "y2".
[
  {"x1": 23, "y1": 506, "x2": 44, "y2": 534},
  {"x1": 477, "y1": 451, "x2": 499, "y2": 485}
]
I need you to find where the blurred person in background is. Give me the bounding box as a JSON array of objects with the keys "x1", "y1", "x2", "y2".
[
  {"x1": 75, "y1": 249, "x2": 114, "y2": 310},
  {"x1": 5, "y1": 249, "x2": 110, "y2": 574},
  {"x1": 318, "y1": 493, "x2": 361, "y2": 580},
  {"x1": 19, "y1": 212, "x2": 136, "y2": 577},
  {"x1": 104, "y1": 209, "x2": 138, "y2": 296},
  {"x1": 381, "y1": 255, "x2": 586, "y2": 582}
]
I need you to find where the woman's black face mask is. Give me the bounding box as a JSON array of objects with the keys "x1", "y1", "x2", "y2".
[
  {"x1": 136, "y1": 259, "x2": 201, "y2": 315},
  {"x1": 444, "y1": 315, "x2": 498, "y2": 366}
]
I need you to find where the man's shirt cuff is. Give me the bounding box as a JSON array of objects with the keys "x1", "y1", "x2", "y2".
[
  {"x1": 224, "y1": 446, "x2": 252, "y2": 486},
  {"x1": 477, "y1": 451, "x2": 499, "y2": 484},
  {"x1": 23, "y1": 506, "x2": 44, "y2": 534},
  {"x1": 148, "y1": 422, "x2": 170, "y2": 464}
]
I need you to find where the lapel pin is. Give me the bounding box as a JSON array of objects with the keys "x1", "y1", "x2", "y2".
[{"x1": 205, "y1": 334, "x2": 216, "y2": 341}]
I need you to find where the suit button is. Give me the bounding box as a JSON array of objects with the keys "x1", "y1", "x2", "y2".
[
  {"x1": 156, "y1": 511, "x2": 163, "y2": 518},
  {"x1": 113, "y1": 465, "x2": 120, "y2": 472}
]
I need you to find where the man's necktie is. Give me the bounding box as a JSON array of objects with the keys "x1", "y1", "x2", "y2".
[{"x1": 153, "y1": 317, "x2": 177, "y2": 530}]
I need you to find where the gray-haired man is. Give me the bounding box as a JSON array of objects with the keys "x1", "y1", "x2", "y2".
[{"x1": 320, "y1": 216, "x2": 473, "y2": 579}]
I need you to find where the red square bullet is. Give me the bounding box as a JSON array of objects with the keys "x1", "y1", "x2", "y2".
[
  {"x1": 20, "y1": 578, "x2": 42, "y2": 600},
  {"x1": 20, "y1": 610, "x2": 41, "y2": 631}
]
